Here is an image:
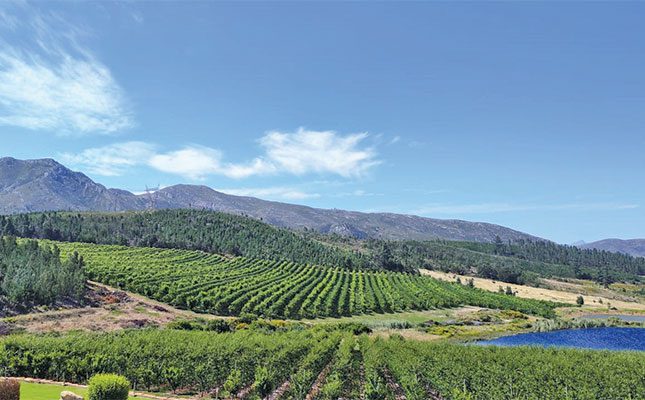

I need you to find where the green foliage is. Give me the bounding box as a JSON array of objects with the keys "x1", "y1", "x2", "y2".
[
  {"x1": 366, "y1": 339, "x2": 645, "y2": 400},
  {"x1": 0, "y1": 237, "x2": 85, "y2": 308},
  {"x1": 367, "y1": 238, "x2": 645, "y2": 285},
  {"x1": 88, "y1": 374, "x2": 130, "y2": 400},
  {"x1": 47, "y1": 240, "x2": 560, "y2": 318},
  {"x1": 1, "y1": 329, "x2": 643, "y2": 399},
  {"x1": 0, "y1": 210, "x2": 382, "y2": 270},
  {"x1": 0, "y1": 329, "x2": 343, "y2": 398}
]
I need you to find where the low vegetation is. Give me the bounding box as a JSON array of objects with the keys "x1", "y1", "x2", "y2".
[
  {"x1": 47, "y1": 240, "x2": 560, "y2": 318},
  {"x1": 1, "y1": 328, "x2": 643, "y2": 399},
  {"x1": 87, "y1": 374, "x2": 130, "y2": 400},
  {"x1": 366, "y1": 335, "x2": 645, "y2": 399}
]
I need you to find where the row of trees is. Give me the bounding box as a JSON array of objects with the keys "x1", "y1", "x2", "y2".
[
  {"x1": 0, "y1": 211, "x2": 415, "y2": 273},
  {"x1": 368, "y1": 238, "x2": 644, "y2": 285},
  {"x1": 2, "y1": 328, "x2": 643, "y2": 399},
  {"x1": 0, "y1": 328, "x2": 344, "y2": 398},
  {"x1": 53, "y1": 240, "x2": 560, "y2": 318},
  {"x1": 0, "y1": 237, "x2": 85, "y2": 309},
  {"x1": 2, "y1": 210, "x2": 641, "y2": 282},
  {"x1": 365, "y1": 335, "x2": 645, "y2": 399}
]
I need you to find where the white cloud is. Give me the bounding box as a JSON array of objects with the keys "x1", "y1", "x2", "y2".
[
  {"x1": 332, "y1": 189, "x2": 382, "y2": 198},
  {"x1": 0, "y1": 3, "x2": 133, "y2": 134},
  {"x1": 259, "y1": 128, "x2": 379, "y2": 178},
  {"x1": 218, "y1": 187, "x2": 320, "y2": 201},
  {"x1": 148, "y1": 146, "x2": 224, "y2": 180},
  {"x1": 412, "y1": 202, "x2": 639, "y2": 215},
  {"x1": 60, "y1": 141, "x2": 156, "y2": 176},
  {"x1": 63, "y1": 128, "x2": 381, "y2": 180}
]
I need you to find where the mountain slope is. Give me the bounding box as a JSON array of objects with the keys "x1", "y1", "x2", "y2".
[
  {"x1": 0, "y1": 157, "x2": 143, "y2": 213},
  {"x1": 0, "y1": 157, "x2": 541, "y2": 242},
  {"x1": 580, "y1": 239, "x2": 645, "y2": 258},
  {"x1": 149, "y1": 184, "x2": 540, "y2": 242}
]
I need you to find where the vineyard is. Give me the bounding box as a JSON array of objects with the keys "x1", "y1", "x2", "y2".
[
  {"x1": 1, "y1": 328, "x2": 643, "y2": 399},
  {"x1": 46, "y1": 240, "x2": 560, "y2": 318}
]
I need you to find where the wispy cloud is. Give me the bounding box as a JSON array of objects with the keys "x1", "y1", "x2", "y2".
[
  {"x1": 332, "y1": 189, "x2": 382, "y2": 198},
  {"x1": 258, "y1": 128, "x2": 380, "y2": 178},
  {"x1": 147, "y1": 146, "x2": 275, "y2": 180},
  {"x1": 0, "y1": 2, "x2": 133, "y2": 135},
  {"x1": 218, "y1": 187, "x2": 320, "y2": 201},
  {"x1": 63, "y1": 128, "x2": 381, "y2": 180},
  {"x1": 412, "y1": 202, "x2": 639, "y2": 215},
  {"x1": 60, "y1": 141, "x2": 155, "y2": 176}
]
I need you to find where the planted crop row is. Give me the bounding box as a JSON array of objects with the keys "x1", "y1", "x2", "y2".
[
  {"x1": 359, "y1": 336, "x2": 645, "y2": 399},
  {"x1": 46, "y1": 240, "x2": 560, "y2": 319},
  {"x1": 2, "y1": 330, "x2": 643, "y2": 399},
  {"x1": 0, "y1": 328, "x2": 344, "y2": 398}
]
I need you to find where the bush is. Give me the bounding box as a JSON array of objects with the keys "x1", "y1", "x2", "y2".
[
  {"x1": 88, "y1": 374, "x2": 130, "y2": 400},
  {"x1": 576, "y1": 295, "x2": 585, "y2": 306},
  {"x1": 206, "y1": 318, "x2": 233, "y2": 333},
  {"x1": 0, "y1": 378, "x2": 20, "y2": 400}
]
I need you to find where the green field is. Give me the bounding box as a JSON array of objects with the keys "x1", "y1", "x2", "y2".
[
  {"x1": 46, "y1": 240, "x2": 560, "y2": 319},
  {"x1": 3, "y1": 328, "x2": 644, "y2": 400},
  {"x1": 20, "y1": 382, "x2": 87, "y2": 400},
  {"x1": 20, "y1": 382, "x2": 141, "y2": 400}
]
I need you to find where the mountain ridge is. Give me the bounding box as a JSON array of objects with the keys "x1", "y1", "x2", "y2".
[
  {"x1": 579, "y1": 238, "x2": 645, "y2": 258},
  {"x1": 0, "y1": 156, "x2": 543, "y2": 242}
]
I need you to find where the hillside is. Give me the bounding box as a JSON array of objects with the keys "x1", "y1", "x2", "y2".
[
  {"x1": 3, "y1": 209, "x2": 644, "y2": 283},
  {"x1": 0, "y1": 210, "x2": 387, "y2": 271},
  {"x1": 580, "y1": 238, "x2": 645, "y2": 258},
  {"x1": 313, "y1": 233, "x2": 645, "y2": 284},
  {"x1": 0, "y1": 157, "x2": 541, "y2": 242},
  {"x1": 0, "y1": 157, "x2": 143, "y2": 213},
  {"x1": 46, "y1": 239, "x2": 559, "y2": 318}
]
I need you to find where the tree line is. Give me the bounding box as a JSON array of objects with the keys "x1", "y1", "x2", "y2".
[
  {"x1": 1, "y1": 210, "x2": 642, "y2": 283},
  {"x1": 371, "y1": 238, "x2": 644, "y2": 285},
  {"x1": 0, "y1": 210, "x2": 416, "y2": 273},
  {"x1": 0, "y1": 237, "x2": 85, "y2": 310}
]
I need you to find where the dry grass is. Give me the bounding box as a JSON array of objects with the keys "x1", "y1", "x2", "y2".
[
  {"x1": 3, "y1": 282, "x2": 223, "y2": 334},
  {"x1": 421, "y1": 269, "x2": 645, "y2": 311},
  {"x1": 372, "y1": 328, "x2": 444, "y2": 341}
]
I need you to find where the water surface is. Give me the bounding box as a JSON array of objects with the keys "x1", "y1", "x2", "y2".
[{"x1": 476, "y1": 327, "x2": 645, "y2": 351}]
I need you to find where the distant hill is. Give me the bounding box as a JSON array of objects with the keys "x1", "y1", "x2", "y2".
[
  {"x1": 0, "y1": 157, "x2": 142, "y2": 213},
  {"x1": 0, "y1": 157, "x2": 542, "y2": 242},
  {"x1": 580, "y1": 239, "x2": 645, "y2": 258}
]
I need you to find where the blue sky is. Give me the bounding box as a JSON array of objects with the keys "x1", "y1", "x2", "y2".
[{"x1": 0, "y1": 1, "x2": 643, "y2": 244}]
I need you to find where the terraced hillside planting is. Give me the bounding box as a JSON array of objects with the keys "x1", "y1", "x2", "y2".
[{"x1": 45, "y1": 240, "x2": 559, "y2": 319}]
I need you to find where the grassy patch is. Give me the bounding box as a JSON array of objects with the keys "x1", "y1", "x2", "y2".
[
  {"x1": 303, "y1": 307, "x2": 476, "y2": 328},
  {"x1": 20, "y1": 382, "x2": 143, "y2": 400},
  {"x1": 20, "y1": 382, "x2": 89, "y2": 400}
]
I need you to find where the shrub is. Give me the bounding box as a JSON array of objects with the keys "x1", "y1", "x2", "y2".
[
  {"x1": 0, "y1": 378, "x2": 20, "y2": 400},
  {"x1": 88, "y1": 374, "x2": 130, "y2": 400},
  {"x1": 206, "y1": 318, "x2": 232, "y2": 333},
  {"x1": 576, "y1": 295, "x2": 585, "y2": 306}
]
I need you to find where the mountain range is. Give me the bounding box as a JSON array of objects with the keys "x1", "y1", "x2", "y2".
[
  {"x1": 0, "y1": 156, "x2": 547, "y2": 243},
  {"x1": 579, "y1": 239, "x2": 645, "y2": 258}
]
